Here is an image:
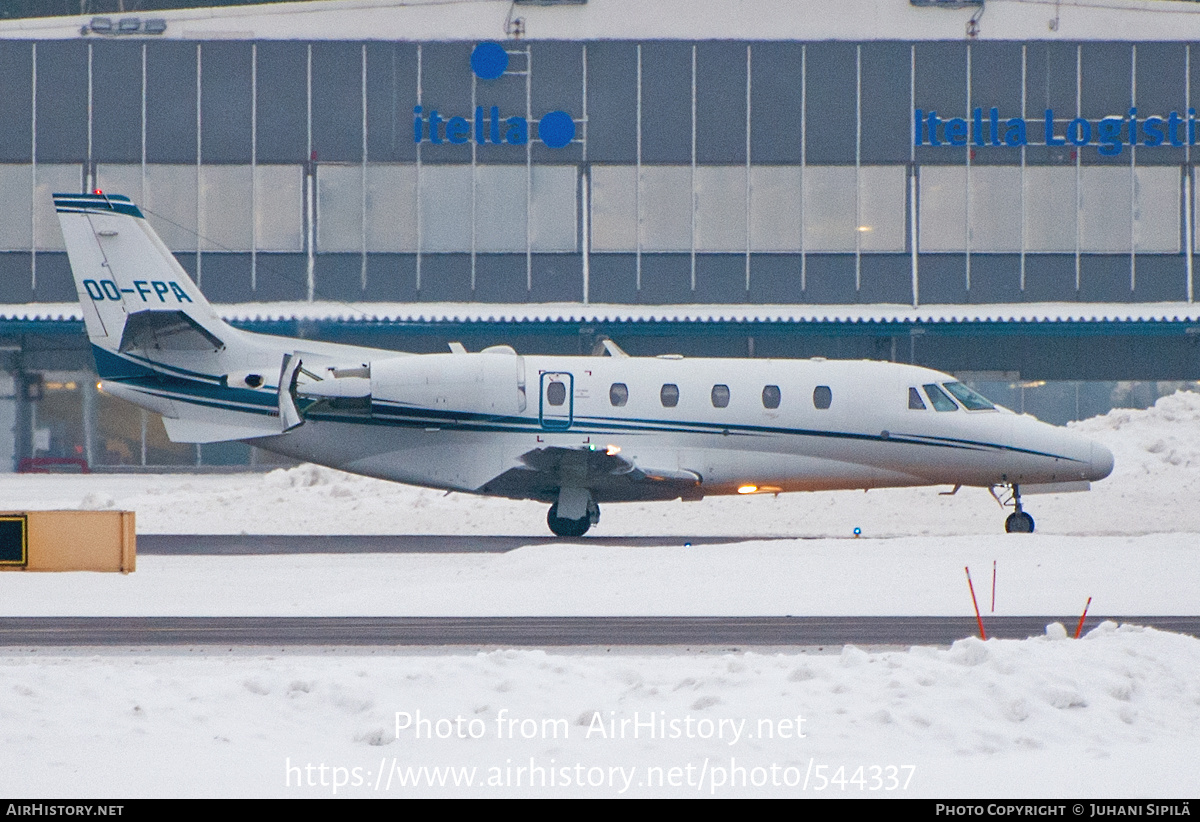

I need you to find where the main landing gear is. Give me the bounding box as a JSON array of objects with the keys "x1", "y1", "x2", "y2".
[
  {"x1": 546, "y1": 486, "x2": 600, "y2": 537},
  {"x1": 993, "y1": 483, "x2": 1035, "y2": 533},
  {"x1": 547, "y1": 501, "x2": 600, "y2": 537}
]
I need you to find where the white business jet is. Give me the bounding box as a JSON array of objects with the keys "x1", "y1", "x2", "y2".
[{"x1": 56, "y1": 192, "x2": 1113, "y2": 536}]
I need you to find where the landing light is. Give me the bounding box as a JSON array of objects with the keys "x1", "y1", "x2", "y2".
[
  {"x1": 605, "y1": 444, "x2": 621, "y2": 456},
  {"x1": 737, "y1": 484, "x2": 781, "y2": 495}
]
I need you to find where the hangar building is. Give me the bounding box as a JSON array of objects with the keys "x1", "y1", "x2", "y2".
[{"x1": 0, "y1": 0, "x2": 1198, "y2": 470}]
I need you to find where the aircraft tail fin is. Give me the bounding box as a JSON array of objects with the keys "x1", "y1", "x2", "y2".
[
  {"x1": 54, "y1": 192, "x2": 295, "y2": 444},
  {"x1": 53, "y1": 192, "x2": 236, "y2": 372}
]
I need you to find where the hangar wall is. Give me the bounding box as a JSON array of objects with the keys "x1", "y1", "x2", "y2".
[
  {"x1": 0, "y1": 2, "x2": 1199, "y2": 470},
  {"x1": 2, "y1": 39, "x2": 1200, "y2": 304}
]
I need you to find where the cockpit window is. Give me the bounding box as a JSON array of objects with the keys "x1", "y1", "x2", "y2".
[
  {"x1": 942, "y1": 382, "x2": 996, "y2": 411},
  {"x1": 908, "y1": 387, "x2": 926, "y2": 410},
  {"x1": 923, "y1": 384, "x2": 958, "y2": 412}
]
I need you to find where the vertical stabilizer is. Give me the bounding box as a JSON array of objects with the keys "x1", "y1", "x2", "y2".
[
  {"x1": 53, "y1": 192, "x2": 231, "y2": 358},
  {"x1": 54, "y1": 192, "x2": 286, "y2": 443}
]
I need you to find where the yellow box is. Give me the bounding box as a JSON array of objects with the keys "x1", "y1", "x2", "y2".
[{"x1": 0, "y1": 511, "x2": 135, "y2": 573}]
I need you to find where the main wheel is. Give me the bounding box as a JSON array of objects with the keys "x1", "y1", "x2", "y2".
[
  {"x1": 1005, "y1": 511, "x2": 1035, "y2": 533},
  {"x1": 547, "y1": 503, "x2": 591, "y2": 537}
]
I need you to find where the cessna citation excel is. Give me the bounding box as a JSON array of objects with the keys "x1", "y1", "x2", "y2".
[{"x1": 56, "y1": 192, "x2": 1114, "y2": 537}]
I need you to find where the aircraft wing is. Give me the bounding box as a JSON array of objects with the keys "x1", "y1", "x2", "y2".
[{"x1": 477, "y1": 445, "x2": 703, "y2": 504}]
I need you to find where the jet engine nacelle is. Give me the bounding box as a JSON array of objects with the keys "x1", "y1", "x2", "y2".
[{"x1": 369, "y1": 347, "x2": 526, "y2": 417}]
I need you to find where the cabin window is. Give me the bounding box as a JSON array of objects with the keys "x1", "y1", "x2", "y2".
[
  {"x1": 813, "y1": 385, "x2": 832, "y2": 409},
  {"x1": 546, "y1": 380, "x2": 567, "y2": 406},
  {"x1": 762, "y1": 385, "x2": 781, "y2": 409},
  {"x1": 923, "y1": 383, "x2": 958, "y2": 412},
  {"x1": 660, "y1": 384, "x2": 680, "y2": 407},
  {"x1": 609, "y1": 382, "x2": 629, "y2": 407},
  {"x1": 908, "y1": 387, "x2": 927, "y2": 410},
  {"x1": 711, "y1": 384, "x2": 730, "y2": 408},
  {"x1": 942, "y1": 381, "x2": 996, "y2": 411}
]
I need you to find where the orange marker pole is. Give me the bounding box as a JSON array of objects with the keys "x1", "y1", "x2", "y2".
[
  {"x1": 1074, "y1": 596, "x2": 1093, "y2": 639},
  {"x1": 966, "y1": 566, "x2": 987, "y2": 640}
]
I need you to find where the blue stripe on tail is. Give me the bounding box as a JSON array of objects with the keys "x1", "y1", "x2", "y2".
[{"x1": 53, "y1": 192, "x2": 144, "y2": 219}]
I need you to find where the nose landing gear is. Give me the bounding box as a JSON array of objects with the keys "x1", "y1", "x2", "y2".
[
  {"x1": 1005, "y1": 508, "x2": 1035, "y2": 533},
  {"x1": 992, "y1": 483, "x2": 1035, "y2": 533}
]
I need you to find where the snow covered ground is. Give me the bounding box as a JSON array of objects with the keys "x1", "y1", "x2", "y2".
[
  {"x1": 2, "y1": 393, "x2": 1199, "y2": 797},
  {"x1": 4, "y1": 625, "x2": 1199, "y2": 798}
]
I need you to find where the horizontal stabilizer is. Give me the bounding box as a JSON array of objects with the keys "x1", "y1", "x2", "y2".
[{"x1": 119, "y1": 310, "x2": 224, "y2": 354}]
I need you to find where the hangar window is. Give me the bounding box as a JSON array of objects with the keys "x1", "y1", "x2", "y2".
[
  {"x1": 711, "y1": 384, "x2": 730, "y2": 408},
  {"x1": 609, "y1": 383, "x2": 629, "y2": 407},
  {"x1": 908, "y1": 387, "x2": 927, "y2": 410},
  {"x1": 546, "y1": 381, "x2": 567, "y2": 407},
  {"x1": 660, "y1": 384, "x2": 680, "y2": 408},
  {"x1": 942, "y1": 382, "x2": 995, "y2": 411},
  {"x1": 813, "y1": 386, "x2": 832, "y2": 410},
  {"x1": 923, "y1": 384, "x2": 958, "y2": 412},
  {"x1": 762, "y1": 385, "x2": 781, "y2": 409}
]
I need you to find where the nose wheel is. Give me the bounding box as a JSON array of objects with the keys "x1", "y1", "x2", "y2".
[
  {"x1": 1005, "y1": 510, "x2": 1035, "y2": 533},
  {"x1": 994, "y1": 483, "x2": 1036, "y2": 534}
]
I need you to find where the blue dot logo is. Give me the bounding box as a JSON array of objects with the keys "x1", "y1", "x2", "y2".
[
  {"x1": 537, "y1": 110, "x2": 575, "y2": 149},
  {"x1": 471, "y1": 42, "x2": 508, "y2": 80}
]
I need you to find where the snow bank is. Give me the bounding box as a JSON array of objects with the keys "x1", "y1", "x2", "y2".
[{"x1": 2, "y1": 622, "x2": 1197, "y2": 797}]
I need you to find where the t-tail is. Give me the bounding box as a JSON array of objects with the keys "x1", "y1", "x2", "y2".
[
  {"x1": 54, "y1": 192, "x2": 283, "y2": 443},
  {"x1": 55, "y1": 193, "x2": 233, "y2": 357}
]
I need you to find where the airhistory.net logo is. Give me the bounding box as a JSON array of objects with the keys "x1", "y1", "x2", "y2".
[{"x1": 412, "y1": 42, "x2": 577, "y2": 149}]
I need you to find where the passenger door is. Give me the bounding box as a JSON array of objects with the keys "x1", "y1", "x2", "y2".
[{"x1": 539, "y1": 371, "x2": 573, "y2": 431}]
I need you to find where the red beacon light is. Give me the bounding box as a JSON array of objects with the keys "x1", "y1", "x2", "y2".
[{"x1": 93, "y1": 189, "x2": 103, "y2": 195}]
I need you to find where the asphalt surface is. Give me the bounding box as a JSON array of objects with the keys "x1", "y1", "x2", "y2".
[
  {"x1": 1, "y1": 616, "x2": 1197, "y2": 647},
  {"x1": 136, "y1": 534, "x2": 803, "y2": 554},
  {"x1": 23, "y1": 536, "x2": 1198, "y2": 648}
]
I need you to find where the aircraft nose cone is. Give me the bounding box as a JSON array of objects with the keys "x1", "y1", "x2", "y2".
[{"x1": 1088, "y1": 440, "x2": 1115, "y2": 481}]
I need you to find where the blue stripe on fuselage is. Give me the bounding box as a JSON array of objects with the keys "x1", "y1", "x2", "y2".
[{"x1": 94, "y1": 348, "x2": 1081, "y2": 463}]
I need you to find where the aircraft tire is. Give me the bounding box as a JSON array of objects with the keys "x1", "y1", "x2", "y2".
[
  {"x1": 1004, "y1": 511, "x2": 1035, "y2": 533},
  {"x1": 547, "y1": 503, "x2": 591, "y2": 537}
]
